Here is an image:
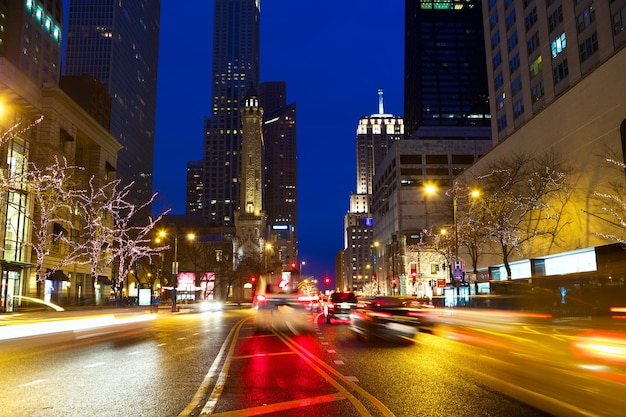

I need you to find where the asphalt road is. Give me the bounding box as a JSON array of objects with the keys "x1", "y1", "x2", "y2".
[{"x1": 1, "y1": 307, "x2": 624, "y2": 416}]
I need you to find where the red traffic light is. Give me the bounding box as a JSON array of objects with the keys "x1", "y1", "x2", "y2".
[
  {"x1": 324, "y1": 276, "x2": 330, "y2": 285},
  {"x1": 291, "y1": 262, "x2": 297, "y2": 270},
  {"x1": 250, "y1": 276, "x2": 256, "y2": 283}
]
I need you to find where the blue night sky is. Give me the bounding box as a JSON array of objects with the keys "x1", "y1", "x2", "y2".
[{"x1": 67, "y1": 1, "x2": 405, "y2": 284}]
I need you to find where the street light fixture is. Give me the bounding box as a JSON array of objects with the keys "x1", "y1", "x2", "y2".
[
  {"x1": 300, "y1": 261, "x2": 306, "y2": 278},
  {"x1": 158, "y1": 229, "x2": 195, "y2": 312}
]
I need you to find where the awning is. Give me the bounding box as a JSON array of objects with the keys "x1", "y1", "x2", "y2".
[
  {"x1": 97, "y1": 275, "x2": 113, "y2": 285},
  {"x1": 48, "y1": 270, "x2": 69, "y2": 281}
]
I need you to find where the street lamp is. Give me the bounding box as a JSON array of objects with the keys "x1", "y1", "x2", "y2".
[
  {"x1": 424, "y1": 183, "x2": 437, "y2": 229},
  {"x1": 300, "y1": 261, "x2": 306, "y2": 278},
  {"x1": 158, "y1": 229, "x2": 195, "y2": 312}
]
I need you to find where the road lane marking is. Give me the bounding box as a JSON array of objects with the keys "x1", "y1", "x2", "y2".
[
  {"x1": 84, "y1": 362, "x2": 106, "y2": 368},
  {"x1": 275, "y1": 329, "x2": 395, "y2": 417},
  {"x1": 18, "y1": 379, "x2": 46, "y2": 387},
  {"x1": 233, "y1": 351, "x2": 296, "y2": 360},
  {"x1": 177, "y1": 317, "x2": 248, "y2": 417},
  {"x1": 210, "y1": 393, "x2": 348, "y2": 417},
  {"x1": 127, "y1": 351, "x2": 141, "y2": 356},
  {"x1": 334, "y1": 360, "x2": 345, "y2": 365}
]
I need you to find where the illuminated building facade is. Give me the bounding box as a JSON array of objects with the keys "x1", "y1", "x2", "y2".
[
  {"x1": 259, "y1": 81, "x2": 298, "y2": 269},
  {"x1": 459, "y1": 0, "x2": 626, "y2": 282},
  {"x1": 234, "y1": 87, "x2": 266, "y2": 265},
  {"x1": 344, "y1": 90, "x2": 403, "y2": 292},
  {"x1": 204, "y1": 0, "x2": 260, "y2": 228}
]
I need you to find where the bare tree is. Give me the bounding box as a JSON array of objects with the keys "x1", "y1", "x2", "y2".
[
  {"x1": 474, "y1": 153, "x2": 569, "y2": 279},
  {"x1": 25, "y1": 156, "x2": 83, "y2": 282},
  {"x1": 592, "y1": 158, "x2": 626, "y2": 243}
]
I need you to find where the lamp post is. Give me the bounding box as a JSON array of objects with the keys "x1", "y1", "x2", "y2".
[
  {"x1": 300, "y1": 261, "x2": 306, "y2": 279},
  {"x1": 158, "y1": 229, "x2": 195, "y2": 312}
]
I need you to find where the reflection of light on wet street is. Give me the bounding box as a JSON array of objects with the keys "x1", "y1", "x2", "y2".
[
  {"x1": 571, "y1": 330, "x2": 626, "y2": 363},
  {"x1": 0, "y1": 314, "x2": 156, "y2": 341}
]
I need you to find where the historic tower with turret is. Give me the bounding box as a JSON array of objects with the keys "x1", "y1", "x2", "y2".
[{"x1": 234, "y1": 86, "x2": 266, "y2": 265}]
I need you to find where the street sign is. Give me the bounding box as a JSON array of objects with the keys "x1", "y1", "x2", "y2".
[{"x1": 453, "y1": 260, "x2": 463, "y2": 281}]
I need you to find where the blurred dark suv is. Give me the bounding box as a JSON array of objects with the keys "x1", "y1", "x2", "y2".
[{"x1": 324, "y1": 291, "x2": 358, "y2": 323}]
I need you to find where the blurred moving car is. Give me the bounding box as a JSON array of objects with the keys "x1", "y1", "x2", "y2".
[
  {"x1": 255, "y1": 293, "x2": 313, "y2": 334},
  {"x1": 349, "y1": 296, "x2": 421, "y2": 343},
  {"x1": 324, "y1": 291, "x2": 358, "y2": 323}
]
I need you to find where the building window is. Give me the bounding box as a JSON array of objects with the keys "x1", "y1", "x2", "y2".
[
  {"x1": 577, "y1": 4, "x2": 595, "y2": 33},
  {"x1": 553, "y1": 59, "x2": 569, "y2": 84},
  {"x1": 506, "y1": 9, "x2": 517, "y2": 31},
  {"x1": 527, "y1": 31, "x2": 540, "y2": 54},
  {"x1": 531, "y1": 80, "x2": 544, "y2": 102},
  {"x1": 513, "y1": 99, "x2": 524, "y2": 118},
  {"x1": 509, "y1": 53, "x2": 520, "y2": 74},
  {"x1": 494, "y1": 71, "x2": 504, "y2": 89},
  {"x1": 491, "y1": 31, "x2": 501, "y2": 49},
  {"x1": 548, "y1": 6, "x2": 563, "y2": 32},
  {"x1": 490, "y1": 11, "x2": 499, "y2": 30},
  {"x1": 579, "y1": 32, "x2": 598, "y2": 62},
  {"x1": 613, "y1": 6, "x2": 626, "y2": 35},
  {"x1": 511, "y1": 76, "x2": 522, "y2": 95},
  {"x1": 497, "y1": 115, "x2": 507, "y2": 132},
  {"x1": 551, "y1": 32, "x2": 566, "y2": 58},
  {"x1": 525, "y1": 7, "x2": 537, "y2": 31},
  {"x1": 496, "y1": 92, "x2": 506, "y2": 110},
  {"x1": 493, "y1": 50, "x2": 502, "y2": 69},
  {"x1": 529, "y1": 55, "x2": 542, "y2": 78},
  {"x1": 507, "y1": 31, "x2": 519, "y2": 51}
]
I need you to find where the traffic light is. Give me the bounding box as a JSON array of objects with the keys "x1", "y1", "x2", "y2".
[
  {"x1": 324, "y1": 276, "x2": 330, "y2": 288},
  {"x1": 391, "y1": 277, "x2": 397, "y2": 288},
  {"x1": 291, "y1": 261, "x2": 297, "y2": 273},
  {"x1": 250, "y1": 276, "x2": 256, "y2": 284},
  {"x1": 411, "y1": 267, "x2": 417, "y2": 283}
]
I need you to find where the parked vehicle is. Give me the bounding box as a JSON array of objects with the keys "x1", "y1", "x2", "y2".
[{"x1": 349, "y1": 296, "x2": 421, "y2": 343}]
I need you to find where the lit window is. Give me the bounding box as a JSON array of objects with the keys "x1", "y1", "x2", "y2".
[{"x1": 551, "y1": 33, "x2": 566, "y2": 58}]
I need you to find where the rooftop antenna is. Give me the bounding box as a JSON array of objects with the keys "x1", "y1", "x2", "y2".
[{"x1": 378, "y1": 88, "x2": 384, "y2": 115}]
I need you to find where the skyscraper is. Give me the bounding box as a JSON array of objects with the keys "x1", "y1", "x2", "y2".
[
  {"x1": 1, "y1": 0, "x2": 63, "y2": 86},
  {"x1": 204, "y1": 0, "x2": 260, "y2": 228},
  {"x1": 259, "y1": 81, "x2": 297, "y2": 268},
  {"x1": 344, "y1": 89, "x2": 403, "y2": 292},
  {"x1": 404, "y1": 0, "x2": 491, "y2": 138},
  {"x1": 356, "y1": 88, "x2": 404, "y2": 196},
  {"x1": 64, "y1": 0, "x2": 161, "y2": 209}
]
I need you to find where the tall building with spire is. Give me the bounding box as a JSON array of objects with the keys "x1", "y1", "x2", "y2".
[
  {"x1": 204, "y1": 0, "x2": 260, "y2": 228},
  {"x1": 64, "y1": 0, "x2": 161, "y2": 210},
  {"x1": 342, "y1": 89, "x2": 403, "y2": 292}
]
